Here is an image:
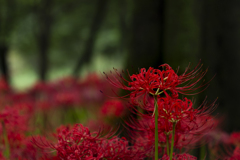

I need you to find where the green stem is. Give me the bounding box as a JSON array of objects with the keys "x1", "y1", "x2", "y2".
[
  {"x1": 166, "y1": 134, "x2": 170, "y2": 155},
  {"x1": 154, "y1": 95, "x2": 158, "y2": 160},
  {"x1": 2, "y1": 122, "x2": 10, "y2": 158},
  {"x1": 169, "y1": 122, "x2": 176, "y2": 160},
  {"x1": 200, "y1": 143, "x2": 206, "y2": 160}
]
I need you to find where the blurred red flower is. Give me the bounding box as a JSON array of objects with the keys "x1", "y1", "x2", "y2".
[{"x1": 100, "y1": 100, "x2": 126, "y2": 118}]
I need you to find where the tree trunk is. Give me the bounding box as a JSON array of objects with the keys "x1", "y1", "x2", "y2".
[
  {"x1": 0, "y1": 44, "x2": 9, "y2": 83},
  {"x1": 118, "y1": 0, "x2": 128, "y2": 55},
  {"x1": 72, "y1": 0, "x2": 108, "y2": 76},
  {"x1": 0, "y1": 0, "x2": 16, "y2": 85},
  {"x1": 125, "y1": 0, "x2": 164, "y2": 73},
  {"x1": 37, "y1": 0, "x2": 53, "y2": 81},
  {"x1": 200, "y1": 0, "x2": 240, "y2": 132},
  {"x1": 163, "y1": 0, "x2": 201, "y2": 71}
]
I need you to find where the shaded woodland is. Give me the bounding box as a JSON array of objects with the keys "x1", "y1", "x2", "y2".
[{"x1": 1, "y1": 0, "x2": 240, "y2": 135}]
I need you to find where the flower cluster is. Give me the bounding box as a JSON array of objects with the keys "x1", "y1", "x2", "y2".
[
  {"x1": 0, "y1": 106, "x2": 43, "y2": 159},
  {"x1": 0, "y1": 74, "x2": 120, "y2": 159},
  {"x1": 100, "y1": 100, "x2": 126, "y2": 118},
  {"x1": 225, "y1": 132, "x2": 240, "y2": 159},
  {"x1": 160, "y1": 153, "x2": 197, "y2": 160},
  {"x1": 104, "y1": 62, "x2": 215, "y2": 159},
  {"x1": 0, "y1": 62, "x2": 228, "y2": 159},
  {"x1": 105, "y1": 63, "x2": 207, "y2": 100},
  {"x1": 33, "y1": 124, "x2": 144, "y2": 159}
]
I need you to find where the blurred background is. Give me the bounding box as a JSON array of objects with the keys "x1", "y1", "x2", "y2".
[{"x1": 1, "y1": 0, "x2": 240, "y2": 134}]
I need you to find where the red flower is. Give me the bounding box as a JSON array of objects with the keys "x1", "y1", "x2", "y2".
[
  {"x1": 229, "y1": 132, "x2": 240, "y2": 147},
  {"x1": 132, "y1": 129, "x2": 165, "y2": 157},
  {"x1": 157, "y1": 97, "x2": 193, "y2": 124},
  {"x1": 226, "y1": 147, "x2": 240, "y2": 160},
  {"x1": 100, "y1": 100, "x2": 126, "y2": 118},
  {"x1": 126, "y1": 97, "x2": 216, "y2": 151},
  {"x1": 0, "y1": 77, "x2": 10, "y2": 93},
  {"x1": 160, "y1": 153, "x2": 197, "y2": 160},
  {"x1": 33, "y1": 124, "x2": 145, "y2": 160},
  {"x1": 128, "y1": 96, "x2": 216, "y2": 133},
  {"x1": 104, "y1": 62, "x2": 207, "y2": 101},
  {"x1": 101, "y1": 136, "x2": 144, "y2": 160},
  {"x1": 0, "y1": 106, "x2": 30, "y2": 134}
]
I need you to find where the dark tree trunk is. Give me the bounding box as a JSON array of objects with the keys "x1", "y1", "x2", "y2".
[
  {"x1": 73, "y1": 0, "x2": 108, "y2": 76},
  {"x1": 0, "y1": 0, "x2": 16, "y2": 85},
  {"x1": 125, "y1": 0, "x2": 164, "y2": 73},
  {"x1": 118, "y1": 0, "x2": 128, "y2": 55},
  {"x1": 200, "y1": 0, "x2": 240, "y2": 132},
  {"x1": 0, "y1": 45, "x2": 9, "y2": 83},
  {"x1": 37, "y1": 0, "x2": 53, "y2": 81},
  {"x1": 163, "y1": 0, "x2": 201, "y2": 71}
]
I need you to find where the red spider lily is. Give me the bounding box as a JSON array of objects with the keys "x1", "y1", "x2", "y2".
[
  {"x1": 53, "y1": 91, "x2": 81, "y2": 106},
  {"x1": 35, "y1": 99, "x2": 52, "y2": 111},
  {"x1": 0, "y1": 105, "x2": 46, "y2": 159},
  {"x1": 127, "y1": 115, "x2": 215, "y2": 154},
  {"x1": 26, "y1": 74, "x2": 115, "y2": 111},
  {"x1": 30, "y1": 81, "x2": 53, "y2": 96},
  {"x1": 125, "y1": 97, "x2": 216, "y2": 152},
  {"x1": 131, "y1": 130, "x2": 166, "y2": 158},
  {"x1": 101, "y1": 136, "x2": 145, "y2": 160},
  {"x1": 32, "y1": 124, "x2": 103, "y2": 159},
  {"x1": 157, "y1": 97, "x2": 193, "y2": 124},
  {"x1": 126, "y1": 97, "x2": 216, "y2": 133},
  {"x1": 0, "y1": 106, "x2": 30, "y2": 134},
  {"x1": 100, "y1": 99, "x2": 126, "y2": 118},
  {"x1": 229, "y1": 132, "x2": 240, "y2": 147},
  {"x1": 8, "y1": 136, "x2": 50, "y2": 159},
  {"x1": 80, "y1": 73, "x2": 118, "y2": 104},
  {"x1": 0, "y1": 77, "x2": 10, "y2": 93},
  {"x1": 33, "y1": 124, "x2": 145, "y2": 160},
  {"x1": 104, "y1": 62, "x2": 208, "y2": 102},
  {"x1": 190, "y1": 116, "x2": 236, "y2": 160},
  {"x1": 159, "y1": 153, "x2": 197, "y2": 160},
  {"x1": 225, "y1": 147, "x2": 240, "y2": 160},
  {"x1": 203, "y1": 130, "x2": 233, "y2": 160}
]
